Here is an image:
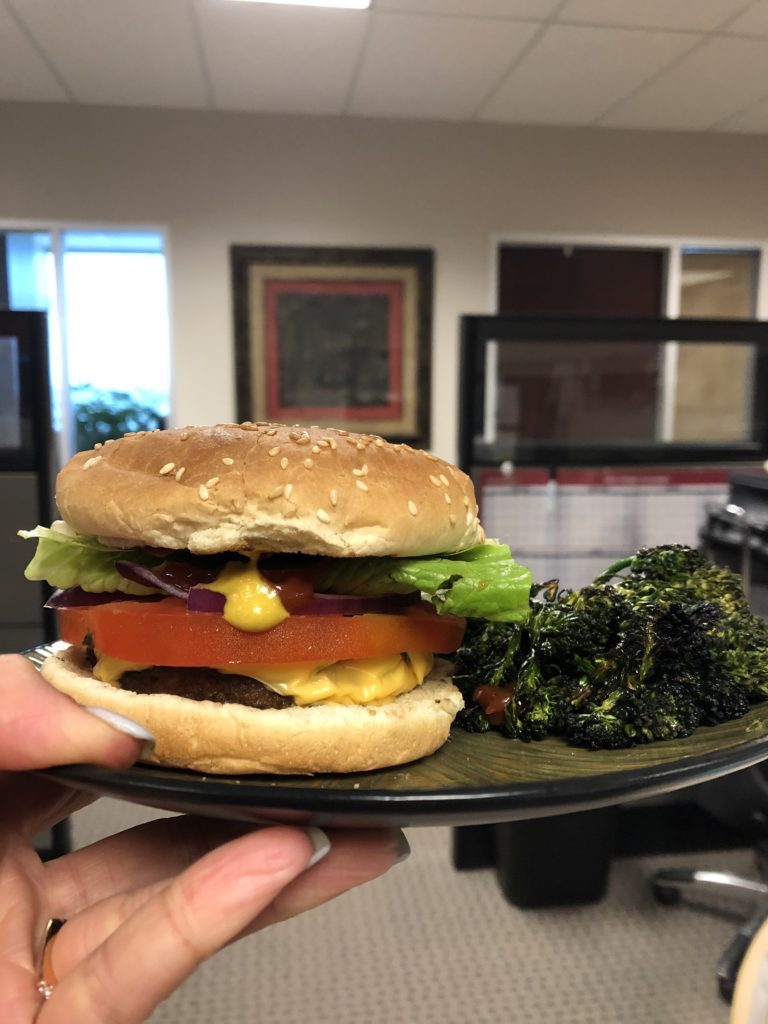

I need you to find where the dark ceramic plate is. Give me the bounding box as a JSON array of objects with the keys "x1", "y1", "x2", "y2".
[{"x1": 27, "y1": 643, "x2": 768, "y2": 828}]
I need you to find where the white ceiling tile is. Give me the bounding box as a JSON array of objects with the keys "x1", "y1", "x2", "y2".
[
  {"x1": 348, "y1": 12, "x2": 538, "y2": 120},
  {"x1": 559, "y1": 0, "x2": 751, "y2": 32},
  {"x1": 727, "y1": 0, "x2": 768, "y2": 37},
  {"x1": 600, "y1": 36, "x2": 768, "y2": 130},
  {"x1": 479, "y1": 24, "x2": 698, "y2": 126},
  {"x1": 374, "y1": 0, "x2": 559, "y2": 17},
  {"x1": 196, "y1": 1, "x2": 367, "y2": 114},
  {"x1": 0, "y1": 4, "x2": 68, "y2": 102},
  {"x1": 10, "y1": 0, "x2": 208, "y2": 108},
  {"x1": 719, "y1": 93, "x2": 768, "y2": 132}
]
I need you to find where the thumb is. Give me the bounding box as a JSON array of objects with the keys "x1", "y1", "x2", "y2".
[{"x1": 0, "y1": 654, "x2": 153, "y2": 771}]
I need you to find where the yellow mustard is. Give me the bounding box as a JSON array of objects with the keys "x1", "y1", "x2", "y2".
[{"x1": 201, "y1": 558, "x2": 288, "y2": 632}]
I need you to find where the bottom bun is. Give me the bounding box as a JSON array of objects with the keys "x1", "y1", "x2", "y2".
[{"x1": 41, "y1": 646, "x2": 465, "y2": 775}]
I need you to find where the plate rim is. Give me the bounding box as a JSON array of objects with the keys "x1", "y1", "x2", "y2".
[{"x1": 25, "y1": 642, "x2": 768, "y2": 821}]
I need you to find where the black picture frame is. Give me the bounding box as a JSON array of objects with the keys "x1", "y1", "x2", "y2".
[{"x1": 231, "y1": 245, "x2": 433, "y2": 448}]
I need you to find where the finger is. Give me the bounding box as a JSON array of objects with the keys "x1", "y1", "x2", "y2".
[
  {"x1": 244, "y1": 827, "x2": 408, "y2": 932},
  {"x1": 47, "y1": 828, "x2": 406, "y2": 981},
  {"x1": 0, "y1": 654, "x2": 152, "y2": 771},
  {"x1": 38, "y1": 826, "x2": 326, "y2": 1024},
  {"x1": 0, "y1": 773, "x2": 95, "y2": 837},
  {"x1": 45, "y1": 815, "x2": 254, "y2": 916}
]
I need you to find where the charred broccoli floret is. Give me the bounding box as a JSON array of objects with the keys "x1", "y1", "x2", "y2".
[{"x1": 457, "y1": 544, "x2": 768, "y2": 749}]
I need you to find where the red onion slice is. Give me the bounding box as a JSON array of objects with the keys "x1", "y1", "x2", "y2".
[
  {"x1": 187, "y1": 587, "x2": 226, "y2": 613},
  {"x1": 116, "y1": 560, "x2": 219, "y2": 599},
  {"x1": 45, "y1": 587, "x2": 162, "y2": 609},
  {"x1": 185, "y1": 588, "x2": 421, "y2": 616}
]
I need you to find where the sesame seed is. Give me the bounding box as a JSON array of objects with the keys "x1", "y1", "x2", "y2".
[
  {"x1": 336, "y1": 429, "x2": 349, "y2": 436},
  {"x1": 320, "y1": 438, "x2": 332, "y2": 447},
  {"x1": 159, "y1": 462, "x2": 175, "y2": 476},
  {"x1": 356, "y1": 480, "x2": 369, "y2": 492},
  {"x1": 375, "y1": 438, "x2": 385, "y2": 447},
  {"x1": 175, "y1": 467, "x2": 186, "y2": 481},
  {"x1": 329, "y1": 489, "x2": 338, "y2": 507},
  {"x1": 356, "y1": 443, "x2": 365, "y2": 451},
  {"x1": 289, "y1": 431, "x2": 301, "y2": 440},
  {"x1": 180, "y1": 432, "x2": 189, "y2": 441},
  {"x1": 82, "y1": 455, "x2": 102, "y2": 470},
  {"x1": 465, "y1": 511, "x2": 473, "y2": 525},
  {"x1": 199, "y1": 484, "x2": 209, "y2": 501},
  {"x1": 408, "y1": 500, "x2": 418, "y2": 516},
  {"x1": 444, "y1": 493, "x2": 452, "y2": 505},
  {"x1": 345, "y1": 437, "x2": 357, "y2": 446},
  {"x1": 296, "y1": 435, "x2": 311, "y2": 445},
  {"x1": 304, "y1": 458, "x2": 314, "y2": 469},
  {"x1": 222, "y1": 457, "x2": 234, "y2": 466},
  {"x1": 280, "y1": 457, "x2": 289, "y2": 470},
  {"x1": 268, "y1": 446, "x2": 281, "y2": 457},
  {"x1": 206, "y1": 477, "x2": 220, "y2": 488},
  {"x1": 94, "y1": 442, "x2": 103, "y2": 450},
  {"x1": 316, "y1": 508, "x2": 331, "y2": 524},
  {"x1": 284, "y1": 483, "x2": 293, "y2": 499},
  {"x1": 429, "y1": 475, "x2": 441, "y2": 487},
  {"x1": 266, "y1": 428, "x2": 278, "y2": 436},
  {"x1": 352, "y1": 465, "x2": 368, "y2": 477},
  {"x1": 268, "y1": 485, "x2": 284, "y2": 500},
  {"x1": 449, "y1": 513, "x2": 457, "y2": 526},
  {"x1": 312, "y1": 445, "x2": 321, "y2": 454},
  {"x1": 329, "y1": 439, "x2": 337, "y2": 450},
  {"x1": 439, "y1": 474, "x2": 450, "y2": 487},
  {"x1": 463, "y1": 495, "x2": 470, "y2": 508}
]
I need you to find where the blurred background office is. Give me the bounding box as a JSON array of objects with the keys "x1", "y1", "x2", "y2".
[{"x1": 3, "y1": 1, "x2": 768, "y2": 1021}]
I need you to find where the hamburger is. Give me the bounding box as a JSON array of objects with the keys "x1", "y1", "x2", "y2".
[{"x1": 20, "y1": 422, "x2": 531, "y2": 774}]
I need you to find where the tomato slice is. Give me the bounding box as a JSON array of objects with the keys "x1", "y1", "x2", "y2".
[{"x1": 57, "y1": 598, "x2": 466, "y2": 666}]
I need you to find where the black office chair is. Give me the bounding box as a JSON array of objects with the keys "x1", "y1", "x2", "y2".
[{"x1": 652, "y1": 766, "x2": 768, "y2": 1003}]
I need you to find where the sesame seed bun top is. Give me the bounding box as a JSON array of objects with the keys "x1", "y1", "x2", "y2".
[{"x1": 55, "y1": 422, "x2": 485, "y2": 557}]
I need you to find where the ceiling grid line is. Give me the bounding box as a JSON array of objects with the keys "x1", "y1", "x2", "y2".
[
  {"x1": 341, "y1": 6, "x2": 377, "y2": 114},
  {"x1": 467, "y1": 0, "x2": 570, "y2": 121},
  {"x1": 3, "y1": 0, "x2": 78, "y2": 102},
  {"x1": 189, "y1": 2, "x2": 217, "y2": 110}
]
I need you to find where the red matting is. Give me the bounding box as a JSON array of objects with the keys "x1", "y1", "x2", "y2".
[{"x1": 264, "y1": 278, "x2": 404, "y2": 421}]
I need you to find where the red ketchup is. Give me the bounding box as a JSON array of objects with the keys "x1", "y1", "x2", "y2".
[{"x1": 473, "y1": 684, "x2": 515, "y2": 727}]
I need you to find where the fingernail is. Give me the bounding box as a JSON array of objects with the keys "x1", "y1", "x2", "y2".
[
  {"x1": 84, "y1": 706, "x2": 156, "y2": 745},
  {"x1": 304, "y1": 826, "x2": 331, "y2": 867},
  {"x1": 393, "y1": 830, "x2": 411, "y2": 865}
]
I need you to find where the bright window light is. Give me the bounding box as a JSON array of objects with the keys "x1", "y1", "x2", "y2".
[{"x1": 226, "y1": 0, "x2": 371, "y2": 9}]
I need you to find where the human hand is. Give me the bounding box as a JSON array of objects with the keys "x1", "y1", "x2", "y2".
[{"x1": 0, "y1": 654, "x2": 407, "y2": 1022}]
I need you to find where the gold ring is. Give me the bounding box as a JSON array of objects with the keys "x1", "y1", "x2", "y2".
[{"x1": 36, "y1": 918, "x2": 65, "y2": 1001}]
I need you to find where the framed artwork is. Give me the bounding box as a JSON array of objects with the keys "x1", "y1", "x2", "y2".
[{"x1": 231, "y1": 245, "x2": 433, "y2": 447}]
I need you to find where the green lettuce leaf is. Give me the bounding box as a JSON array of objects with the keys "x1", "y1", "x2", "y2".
[
  {"x1": 18, "y1": 523, "x2": 160, "y2": 596},
  {"x1": 314, "y1": 542, "x2": 532, "y2": 623}
]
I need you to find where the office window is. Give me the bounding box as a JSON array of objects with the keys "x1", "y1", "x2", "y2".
[{"x1": 1, "y1": 228, "x2": 171, "y2": 456}]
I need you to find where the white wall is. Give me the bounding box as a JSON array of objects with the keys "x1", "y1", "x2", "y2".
[{"x1": 2, "y1": 100, "x2": 768, "y2": 463}]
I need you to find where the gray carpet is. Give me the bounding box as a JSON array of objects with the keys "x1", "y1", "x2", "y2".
[{"x1": 71, "y1": 799, "x2": 747, "y2": 1024}]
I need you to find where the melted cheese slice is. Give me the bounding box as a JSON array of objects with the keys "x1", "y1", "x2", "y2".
[
  {"x1": 93, "y1": 652, "x2": 434, "y2": 707},
  {"x1": 201, "y1": 558, "x2": 288, "y2": 632},
  {"x1": 219, "y1": 652, "x2": 434, "y2": 706}
]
